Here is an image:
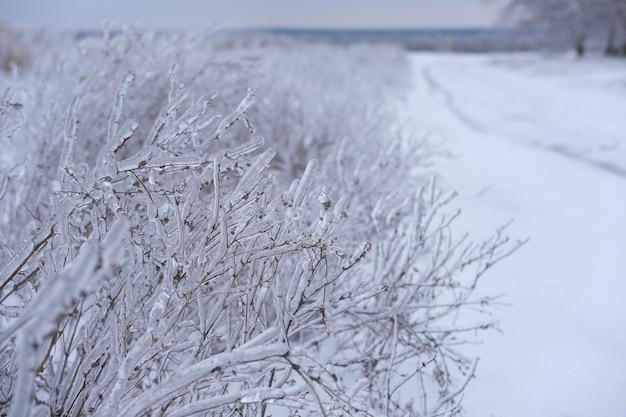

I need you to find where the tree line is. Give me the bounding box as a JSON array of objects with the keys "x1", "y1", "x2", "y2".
[{"x1": 501, "y1": 0, "x2": 626, "y2": 56}]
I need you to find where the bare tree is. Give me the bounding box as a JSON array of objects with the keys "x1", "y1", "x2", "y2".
[
  {"x1": 500, "y1": 0, "x2": 626, "y2": 55},
  {"x1": 601, "y1": 0, "x2": 626, "y2": 54}
]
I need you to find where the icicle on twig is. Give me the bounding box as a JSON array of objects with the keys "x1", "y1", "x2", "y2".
[
  {"x1": 112, "y1": 118, "x2": 138, "y2": 154},
  {"x1": 204, "y1": 88, "x2": 255, "y2": 149},
  {"x1": 231, "y1": 148, "x2": 276, "y2": 204},
  {"x1": 58, "y1": 95, "x2": 81, "y2": 178},
  {"x1": 293, "y1": 159, "x2": 318, "y2": 209},
  {"x1": 107, "y1": 70, "x2": 135, "y2": 145},
  {"x1": 226, "y1": 136, "x2": 265, "y2": 159}
]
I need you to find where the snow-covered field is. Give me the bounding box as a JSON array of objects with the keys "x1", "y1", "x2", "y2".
[{"x1": 406, "y1": 52, "x2": 626, "y2": 417}]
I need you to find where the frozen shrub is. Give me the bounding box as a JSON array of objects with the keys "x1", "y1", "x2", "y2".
[
  {"x1": 0, "y1": 87, "x2": 25, "y2": 146},
  {"x1": 9, "y1": 27, "x2": 262, "y2": 181},
  {"x1": 0, "y1": 28, "x2": 519, "y2": 417},
  {"x1": 250, "y1": 41, "x2": 412, "y2": 176}
]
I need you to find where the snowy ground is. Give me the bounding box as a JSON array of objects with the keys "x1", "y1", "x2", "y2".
[{"x1": 406, "y1": 52, "x2": 626, "y2": 417}]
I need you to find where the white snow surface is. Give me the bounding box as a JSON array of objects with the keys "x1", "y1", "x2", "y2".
[{"x1": 406, "y1": 52, "x2": 626, "y2": 417}]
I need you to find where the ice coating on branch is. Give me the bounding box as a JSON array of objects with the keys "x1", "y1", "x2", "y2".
[
  {"x1": 10, "y1": 240, "x2": 99, "y2": 417},
  {"x1": 317, "y1": 185, "x2": 332, "y2": 210},
  {"x1": 196, "y1": 112, "x2": 219, "y2": 130},
  {"x1": 59, "y1": 95, "x2": 80, "y2": 177},
  {"x1": 23, "y1": 220, "x2": 41, "y2": 241},
  {"x1": 235, "y1": 87, "x2": 255, "y2": 114},
  {"x1": 119, "y1": 155, "x2": 202, "y2": 171},
  {"x1": 239, "y1": 326, "x2": 280, "y2": 349},
  {"x1": 64, "y1": 95, "x2": 80, "y2": 143},
  {"x1": 176, "y1": 97, "x2": 210, "y2": 134},
  {"x1": 227, "y1": 136, "x2": 265, "y2": 158},
  {"x1": 145, "y1": 67, "x2": 189, "y2": 146},
  {"x1": 242, "y1": 114, "x2": 255, "y2": 134},
  {"x1": 334, "y1": 195, "x2": 348, "y2": 218},
  {"x1": 101, "y1": 216, "x2": 129, "y2": 266},
  {"x1": 49, "y1": 180, "x2": 62, "y2": 196},
  {"x1": 0, "y1": 87, "x2": 26, "y2": 142},
  {"x1": 293, "y1": 159, "x2": 318, "y2": 208},
  {"x1": 286, "y1": 259, "x2": 310, "y2": 311},
  {"x1": 149, "y1": 290, "x2": 170, "y2": 326},
  {"x1": 168, "y1": 64, "x2": 179, "y2": 101},
  {"x1": 233, "y1": 148, "x2": 276, "y2": 200},
  {"x1": 112, "y1": 118, "x2": 138, "y2": 153},
  {"x1": 115, "y1": 150, "x2": 150, "y2": 172},
  {"x1": 240, "y1": 388, "x2": 286, "y2": 403},
  {"x1": 120, "y1": 344, "x2": 290, "y2": 416},
  {"x1": 164, "y1": 88, "x2": 189, "y2": 118},
  {"x1": 346, "y1": 241, "x2": 371, "y2": 268},
  {"x1": 107, "y1": 70, "x2": 135, "y2": 144},
  {"x1": 241, "y1": 148, "x2": 276, "y2": 180},
  {"x1": 211, "y1": 88, "x2": 255, "y2": 143},
  {"x1": 157, "y1": 203, "x2": 170, "y2": 219}
]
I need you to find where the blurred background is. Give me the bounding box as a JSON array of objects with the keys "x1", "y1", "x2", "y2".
[{"x1": 2, "y1": 0, "x2": 500, "y2": 30}]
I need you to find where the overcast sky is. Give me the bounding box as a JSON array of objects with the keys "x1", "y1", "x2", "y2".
[{"x1": 2, "y1": 0, "x2": 501, "y2": 30}]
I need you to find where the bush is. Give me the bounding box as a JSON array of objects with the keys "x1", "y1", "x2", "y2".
[{"x1": 0, "y1": 28, "x2": 519, "y2": 417}]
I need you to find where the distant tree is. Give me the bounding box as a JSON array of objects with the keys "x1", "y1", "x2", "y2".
[
  {"x1": 500, "y1": 0, "x2": 626, "y2": 56},
  {"x1": 602, "y1": 0, "x2": 626, "y2": 55}
]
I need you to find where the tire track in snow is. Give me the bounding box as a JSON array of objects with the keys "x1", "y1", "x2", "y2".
[
  {"x1": 423, "y1": 60, "x2": 626, "y2": 180},
  {"x1": 410, "y1": 53, "x2": 626, "y2": 417},
  {"x1": 543, "y1": 143, "x2": 626, "y2": 179},
  {"x1": 422, "y1": 64, "x2": 487, "y2": 134}
]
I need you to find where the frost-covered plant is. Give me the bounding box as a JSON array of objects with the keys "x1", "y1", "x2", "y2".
[
  {"x1": 250, "y1": 41, "x2": 412, "y2": 178},
  {"x1": 0, "y1": 87, "x2": 25, "y2": 144},
  {"x1": 0, "y1": 28, "x2": 519, "y2": 417},
  {"x1": 17, "y1": 26, "x2": 255, "y2": 172},
  {"x1": 246, "y1": 39, "x2": 440, "y2": 245}
]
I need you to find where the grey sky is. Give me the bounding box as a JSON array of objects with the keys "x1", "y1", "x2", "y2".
[{"x1": 1, "y1": 0, "x2": 501, "y2": 30}]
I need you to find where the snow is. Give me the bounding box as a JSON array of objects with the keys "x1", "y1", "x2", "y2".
[{"x1": 406, "y1": 52, "x2": 626, "y2": 417}]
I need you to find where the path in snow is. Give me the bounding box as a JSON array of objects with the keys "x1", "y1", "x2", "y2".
[{"x1": 407, "y1": 53, "x2": 626, "y2": 417}]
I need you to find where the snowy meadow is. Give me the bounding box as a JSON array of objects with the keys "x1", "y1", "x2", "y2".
[
  {"x1": 0, "y1": 28, "x2": 520, "y2": 417},
  {"x1": 409, "y1": 52, "x2": 626, "y2": 417}
]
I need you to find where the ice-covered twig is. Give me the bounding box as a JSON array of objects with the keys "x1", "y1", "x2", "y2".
[{"x1": 120, "y1": 344, "x2": 290, "y2": 417}]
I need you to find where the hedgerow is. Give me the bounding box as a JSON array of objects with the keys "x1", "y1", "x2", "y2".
[{"x1": 0, "y1": 27, "x2": 518, "y2": 417}]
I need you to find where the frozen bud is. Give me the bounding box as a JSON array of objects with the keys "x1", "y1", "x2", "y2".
[
  {"x1": 333, "y1": 195, "x2": 348, "y2": 218},
  {"x1": 243, "y1": 116, "x2": 255, "y2": 134},
  {"x1": 240, "y1": 392, "x2": 264, "y2": 404},
  {"x1": 317, "y1": 185, "x2": 332, "y2": 210},
  {"x1": 288, "y1": 179, "x2": 299, "y2": 196},
  {"x1": 122, "y1": 70, "x2": 136, "y2": 87},
  {"x1": 147, "y1": 203, "x2": 157, "y2": 220},
  {"x1": 25, "y1": 220, "x2": 42, "y2": 241},
  {"x1": 293, "y1": 159, "x2": 318, "y2": 208},
  {"x1": 281, "y1": 189, "x2": 294, "y2": 207},
  {"x1": 75, "y1": 162, "x2": 89, "y2": 177},
  {"x1": 49, "y1": 180, "x2": 62, "y2": 195},
  {"x1": 157, "y1": 203, "x2": 170, "y2": 219},
  {"x1": 348, "y1": 241, "x2": 371, "y2": 266},
  {"x1": 286, "y1": 206, "x2": 303, "y2": 220},
  {"x1": 149, "y1": 291, "x2": 170, "y2": 324}
]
